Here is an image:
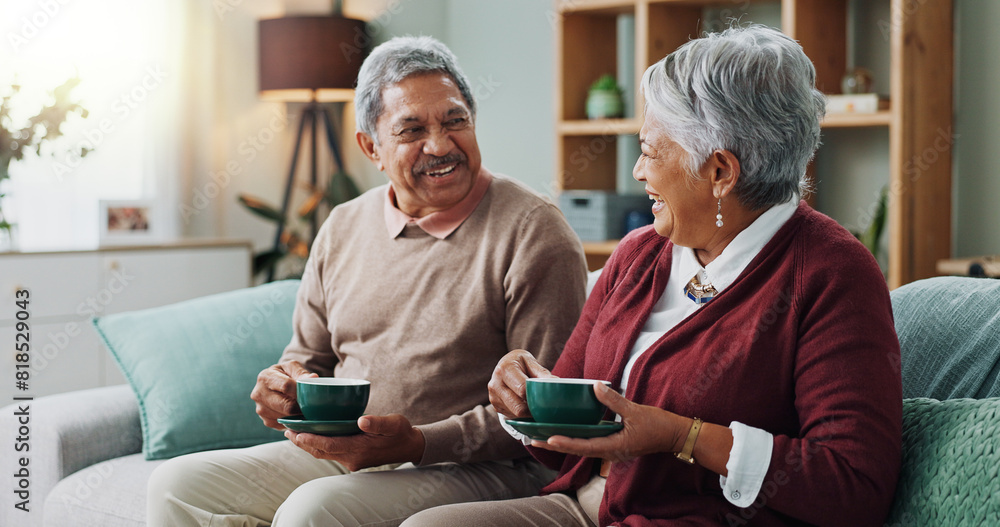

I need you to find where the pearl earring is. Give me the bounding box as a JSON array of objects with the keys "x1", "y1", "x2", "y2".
[{"x1": 716, "y1": 198, "x2": 723, "y2": 228}]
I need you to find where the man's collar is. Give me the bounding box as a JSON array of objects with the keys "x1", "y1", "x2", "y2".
[{"x1": 383, "y1": 168, "x2": 493, "y2": 239}]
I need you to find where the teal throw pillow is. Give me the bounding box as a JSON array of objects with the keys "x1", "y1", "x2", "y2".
[
  {"x1": 887, "y1": 397, "x2": 1000, "y2": 525},
  {"x1": 93, "y1": 280, "x2": 300, "y2": 460}
]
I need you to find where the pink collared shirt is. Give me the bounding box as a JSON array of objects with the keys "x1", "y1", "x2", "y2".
[{"x1": 383, "y1": 168, "x2": 494, "y2": 239}]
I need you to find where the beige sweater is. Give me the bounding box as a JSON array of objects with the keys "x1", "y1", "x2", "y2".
[{"x1": 282, "y1": 172, "x2": 588, "y2": 465}]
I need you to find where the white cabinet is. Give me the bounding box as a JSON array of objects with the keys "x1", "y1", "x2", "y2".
[{"x1": 0, "y1": 241, "x2": 252, "y2": 403}]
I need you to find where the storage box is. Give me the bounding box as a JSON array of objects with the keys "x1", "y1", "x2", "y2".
[{"x1": 558, "y1": 191, "x2": 651, "y2": 241}]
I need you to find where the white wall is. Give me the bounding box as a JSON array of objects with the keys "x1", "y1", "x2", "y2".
[
  {"x1": 445, "y1": 0, "x2": 557, "y2": 196},
  {"x1": 200, "y1": 0, "x2": 287, "y2": 252},
  {"x1": 953, "y1": 0, "x2": 1000, "y2": 258}
]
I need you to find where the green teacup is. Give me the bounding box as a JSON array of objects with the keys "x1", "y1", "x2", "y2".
[
  {"x1": 526, "y1": 378, "x2": 611, "y2": 425},
  {"x1": 296, "y1": 378, "x2": 370, "y2": 421}
]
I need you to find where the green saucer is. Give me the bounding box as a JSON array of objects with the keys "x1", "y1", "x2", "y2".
[
  {"x1": 505, "y1": 418, "x2": 623, "y2": 441},
  {"x1": 278, "y1": 415, "x2": 362, "y2": 436}
]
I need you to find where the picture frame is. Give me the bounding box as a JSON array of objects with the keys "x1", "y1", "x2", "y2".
[{"x1": 98, "y1": 199, "x2": 163, "y2": 246}]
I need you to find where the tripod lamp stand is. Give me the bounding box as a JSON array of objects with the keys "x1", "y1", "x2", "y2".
[{"x1": 258, "y1": 15, "x2": 366, "y2": 281}]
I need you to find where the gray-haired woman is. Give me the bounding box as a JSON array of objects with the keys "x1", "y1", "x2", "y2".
[{"x1": 403, "y1": 24, "x2": 902, "y2": 527}]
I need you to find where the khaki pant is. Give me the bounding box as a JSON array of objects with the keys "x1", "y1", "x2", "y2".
[
  {"x1": 147, "y1": 440, "x2": 556, "y2": 527},
  {"x1": 399, "y1": 474, "x2": 605, "y2": 527}
]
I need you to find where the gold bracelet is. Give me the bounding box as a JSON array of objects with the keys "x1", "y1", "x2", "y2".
[{"x1": 673, "y1": 417, "x2": 703, "y2": 465}]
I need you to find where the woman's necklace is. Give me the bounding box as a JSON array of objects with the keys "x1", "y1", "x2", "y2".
[{"x1": 685, "y1": 271, "x2": 717, "y2": 304}]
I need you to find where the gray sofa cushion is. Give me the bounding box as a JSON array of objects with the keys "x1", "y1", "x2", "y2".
[
  {"x1": 43, "y1": 454, "x2": 164, "y2": 527},
  {"x1": 891, "y1": 276, "x2": 1000, "y2": 399}
]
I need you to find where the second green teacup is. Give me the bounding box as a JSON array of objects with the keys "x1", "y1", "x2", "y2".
[
  {"x1": 526, "y1": 378, "x2": 611, "y2": 425},
  {"x1": 297, "y1": 378, "x2": 370, "y2": 421}
]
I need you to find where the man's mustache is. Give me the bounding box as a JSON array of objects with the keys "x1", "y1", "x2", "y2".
[{"x1": 414, "y1": 153, "x2": 466, "y2": 174}]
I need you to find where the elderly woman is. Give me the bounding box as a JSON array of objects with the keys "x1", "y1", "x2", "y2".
[{"x1": 400, "y1": 25, "x2": 901, "y2": 527}]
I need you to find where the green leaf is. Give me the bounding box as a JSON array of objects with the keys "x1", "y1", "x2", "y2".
[
  {"x1": 859, "y1": 186, "x2": 888, "y2": 257},
  {"x1": 252, "y1": 248, "x2": 285, "y2": 276},
  {"x1": 238, "y1": 194, "x2": 284, "y2": 222},
  {"x1": 297, "y1": 190, "x2": 324, "y2": 220},
  {"x1": 589, "y1": 74, "x2": 621, "y2": 92},
  {"x1": 324, "y1": 171, "x2": 361, "y2": 208}
]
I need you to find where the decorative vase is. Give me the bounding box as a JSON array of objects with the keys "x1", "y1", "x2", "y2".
[
  {"x1": 586, "y1": 90, "x2": 624, "y2": 119},
  {"x1": 841, "y1": 67, "x2": 874, "y2": 94}
]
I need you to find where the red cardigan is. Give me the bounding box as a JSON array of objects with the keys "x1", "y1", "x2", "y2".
[{"x1": 530, "y1": 203, "x2": 902, "y2": 526}]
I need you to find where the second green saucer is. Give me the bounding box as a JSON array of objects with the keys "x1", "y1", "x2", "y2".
[{"x1": 505, "y1": 418, "x2": 623, "y2": 441}]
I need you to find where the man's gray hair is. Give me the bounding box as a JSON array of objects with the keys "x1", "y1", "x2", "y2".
[
  {"x1": 355, "y1": 35, "x2": 476, "y2": 144},
  {"x1": 641, "y1": 24, "x2": 826, "y2": 210}
]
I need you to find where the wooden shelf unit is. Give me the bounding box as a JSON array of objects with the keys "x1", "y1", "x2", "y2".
[{"x1": 554, "y1": 0, "x2": 953, "y2": 287}]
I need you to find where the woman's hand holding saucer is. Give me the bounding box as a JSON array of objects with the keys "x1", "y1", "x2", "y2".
[
  {"x1": 532, "y1": 382, "x2": 689, "y2": 463},
  {"x1": 488, "y1": 349, "x2": 556, "y2": 419}
]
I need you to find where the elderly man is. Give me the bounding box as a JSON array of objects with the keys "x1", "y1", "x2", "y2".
[{"x1": 146, "y1": 36, "x2": 587, "y2": 526}]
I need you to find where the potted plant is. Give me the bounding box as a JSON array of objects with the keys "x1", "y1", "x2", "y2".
[
  {"x1": 850, "y1": 185, "x2": 888, "y2": 265},
  {"x1": 0, "y1": 78, "x2": 89, "y2": 250},
  {"x1": 238, "y1": 170, "x2": 361, "y2": 281},
  {"x1": 586, "y1": 74, "x2": 625, "y2": 119}
]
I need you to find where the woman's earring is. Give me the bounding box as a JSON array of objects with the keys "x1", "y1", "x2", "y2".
[{"x1": 716, "y1": 198, "x2": 724, "y2": 228}]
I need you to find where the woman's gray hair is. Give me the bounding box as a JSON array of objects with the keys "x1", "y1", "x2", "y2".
[
  {"x1": 355, "y1": 35, "x2": 476, "y2": 144},
  {"x1": 641, "y1": 24, "x2": 826, "y2": 210}
]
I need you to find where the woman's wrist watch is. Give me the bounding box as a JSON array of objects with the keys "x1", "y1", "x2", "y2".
[{"x1": 674, "y1": 417, "x2": 703, "y2": 464}]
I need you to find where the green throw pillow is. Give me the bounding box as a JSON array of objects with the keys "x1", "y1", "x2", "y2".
[
  {"x1": 92, "y1": 280, "x2": 300, "y2": 460},
  {"x1": 887, "y1": 397, "x2": 1000, "y2": 525}
]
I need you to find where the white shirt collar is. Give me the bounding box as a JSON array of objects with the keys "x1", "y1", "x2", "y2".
[{"x1": 675, "y1": 197, "x2": 800, "y2": 296}]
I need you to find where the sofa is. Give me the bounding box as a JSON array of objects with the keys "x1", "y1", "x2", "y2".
[{"x1": 3, "y1": 276, "x2": 1000, "y2": 526}]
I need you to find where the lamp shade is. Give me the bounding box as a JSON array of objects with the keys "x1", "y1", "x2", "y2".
[{"x1": 258, "y1": 16, "x2": 367, "y2": 101}]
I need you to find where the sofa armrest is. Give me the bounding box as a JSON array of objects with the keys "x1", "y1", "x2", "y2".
[
  {"x1": 1, "y1": 384, "x2": 141, "y2": 527},
  {"x1": 39, "y1": 384, "x2": 142, "y2": 475}
]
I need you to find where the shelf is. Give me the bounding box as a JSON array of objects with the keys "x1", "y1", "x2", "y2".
[
  {"x1": 821, "y1": 110, "x2": 891, "y2": 128},
  {"x1": 582, "y1": 239, "x2": 621, "y2": 256},
  {"x1": 559, "y1": 0, "x2": 780, "y2": 11},
  {"x1": 557, "y1": 0, "x2": 636, "y2": 14},
  {"x1": 559, "y1": 112, "x2": 892, "y2": 133},
  {"x1": 558, "y1": 118, "x2": 642, "y2": 136},
  {"x1": 582, "y1": 240, "x2": 621, "y2": 271}
]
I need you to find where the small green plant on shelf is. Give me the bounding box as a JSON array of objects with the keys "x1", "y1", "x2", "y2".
[
  {"x1": 586, "y1": 74, "x2": 624, "y2": 120},
  {"x1": 238, "y1": 170, "x2": 361, "y2": 280}
]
